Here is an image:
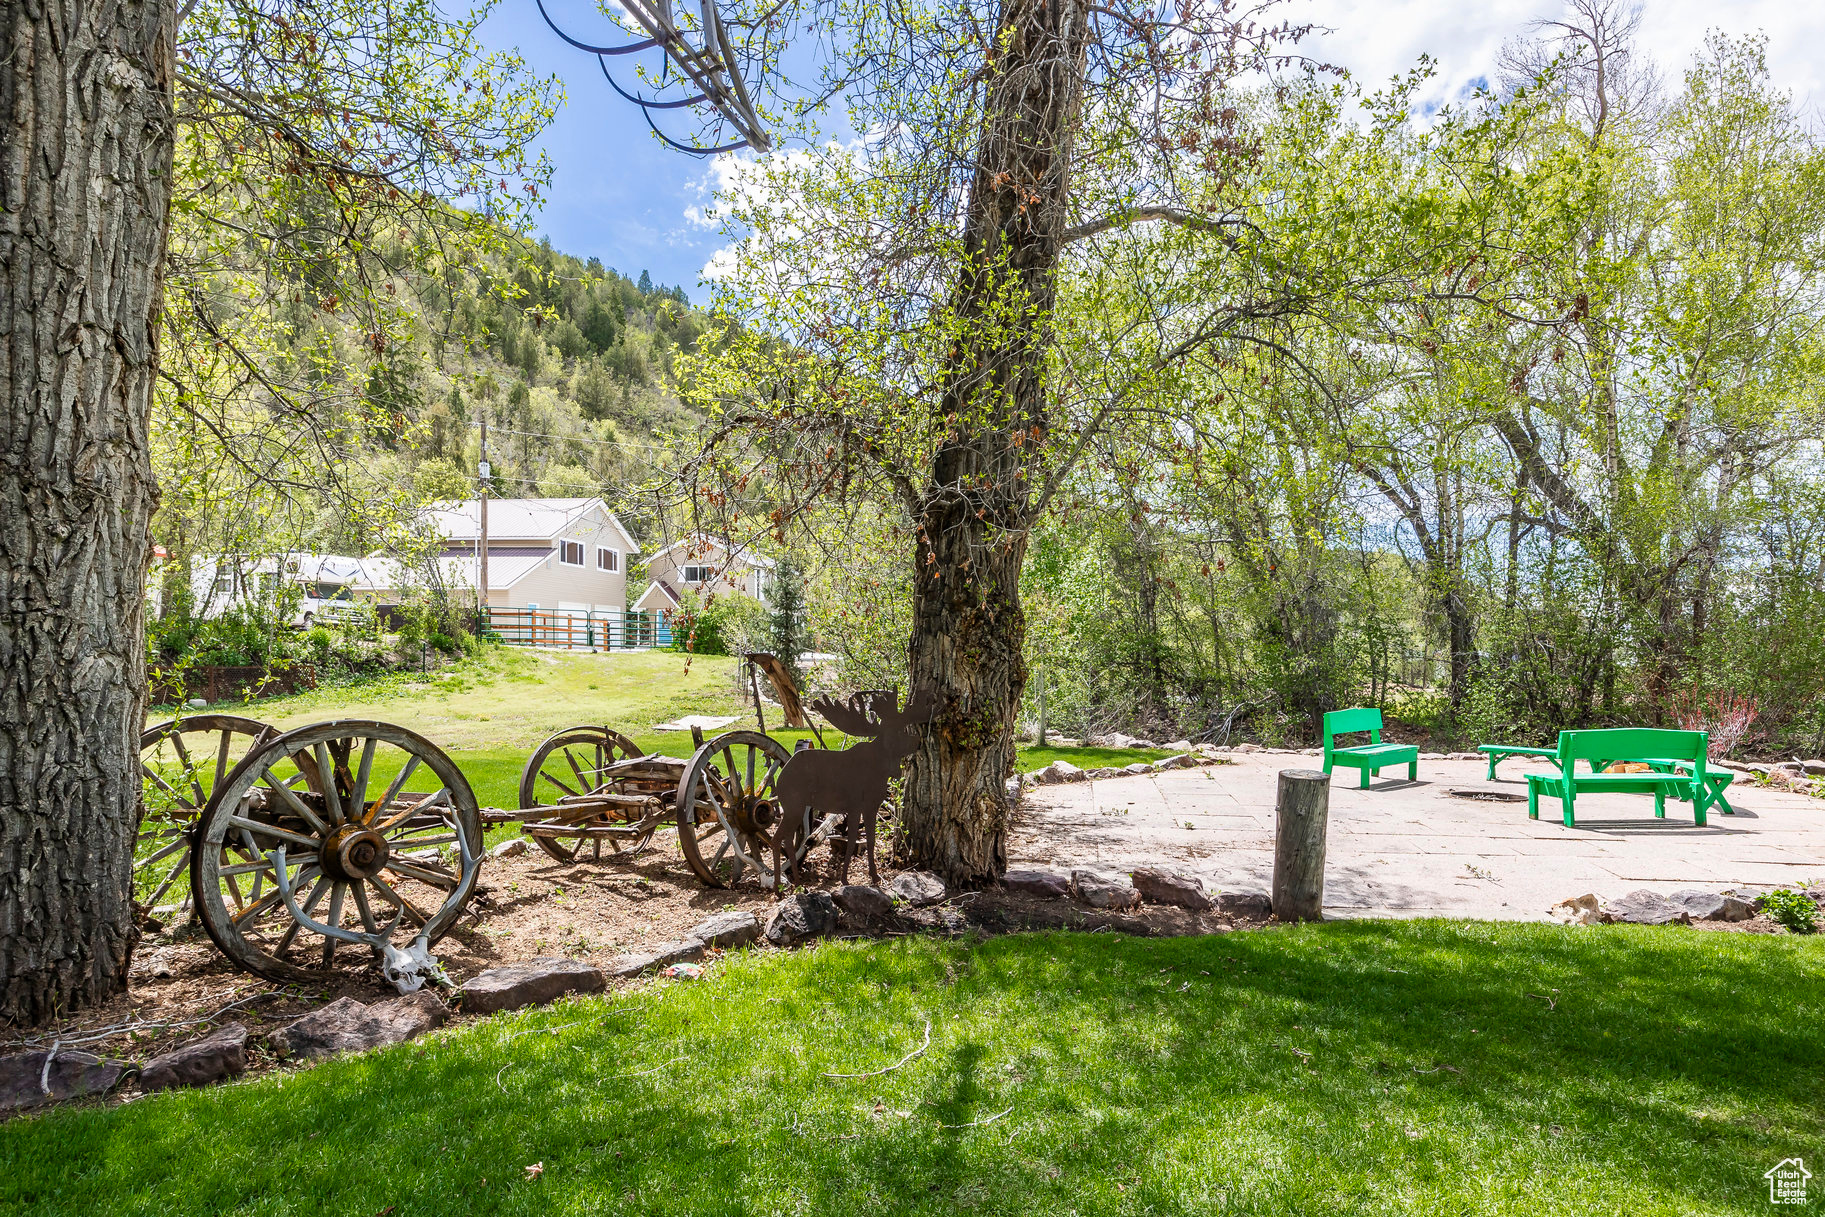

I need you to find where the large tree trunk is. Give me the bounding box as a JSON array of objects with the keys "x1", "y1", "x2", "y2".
[
  {"x1": 900, "y1": 0, "x2": 1090, "y2": 887},
  {"x1": 0, "y1": 0, "x2": 173, "y2": 1024}
]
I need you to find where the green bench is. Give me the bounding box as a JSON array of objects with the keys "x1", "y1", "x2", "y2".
[
  {"x1": 1322, "y1": 708, "x2": 1418, "y2": 789},
  {"x1": 1477, "y1": 743, "x2": 1560, "y2": 780},
  {"x1": 1525, "y1": 728, "x2": 1733, "y2": 827}
]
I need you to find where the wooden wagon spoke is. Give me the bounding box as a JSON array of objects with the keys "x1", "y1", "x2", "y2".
[
  {"x1": 214, "y1": 727, "x2": 236, "y2": 790},
  {"x1": 319, "y1": 882, "x2": 348, "y2": 968},
  {"x1": 225, "y1": 815, "x2": 321, "y2": 852},
  {"x1": 349, "y1": 879, "x2": 383, "y2": 936},
  {"x1": 257, "y1": 769, "x2": 331, "y2": 835},
  {"x1": 141, "y1": 763, "x2": 186, "y2": 805},
  {"x1": 350, "y1": 737, "x2": 378, "y2": 820},
  {"x1": 366, "y1": 872, "x2": 429, "y2": 927},
  {"x1": 275, "y1": 875, "x2": 330, "y2": 956},
  {"x1": 313, "y1": 743, "x2": 346, "y2": 824},
  {"x1": 144, "y1": 853, "x2": 192, "y2": 907},
  {"x1": 374, "y1": 787, "x2": 449, "y2": 833},
  {"x1": 230, "y1": 867, "x2": 318, "y2": 929},
  {"x1": 539, "y1": 769, "x2": 581, "y2": 799},
  {"x1": 369, "y1": 755, "x2": 422, "y2": 823},
  {"x1": 139, "y1": 835, "x2": 190, "y2": 869},
  {"x1": 168, "y1": 731, "x2": 207, "y2": 807}
]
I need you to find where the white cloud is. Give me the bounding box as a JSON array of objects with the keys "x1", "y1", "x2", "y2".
[{"x1": 1286, "y1": 0, "x2": 1824, "y2": 115}]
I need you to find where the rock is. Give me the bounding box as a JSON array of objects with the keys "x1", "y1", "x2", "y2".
[
  {"x1": 832, "y1": 884, "x2": 895, "y2": 924},
  {"x1": 1234, "y1": 742, "x2": 1264, "y2": 753},
  {"x1": 889, "y1": 871, "x2": 946, "y2": 906},
  {"x1": 0, "y1": 1049, "x2": 131, "y2": 1112},
  {"x1": 1086, "y1": 767, "x2": 1121, "y2": 779},
  {"x1": 1071, "y1": 869, "x2": 1139, "y2": 910},
  {"x1": 273, "y1": 991, "x2": 449, "y2": 1059},
  {"x1": 488, "y1": 837, "x2": 528, "y2": 858},
  {"x1": 1119, "y1": 762, "x2": 1154, "y2": 776},
  {"x1": 690, "y1": 910, "x2": 762, "y2": 948},
  {"x1": 1031, "y1": 759, "x2": 1086, "y2": 785},
  {"x1": 460, "y1": 958, "x2": 605, "y2": 1016},
  {"x1": 1154, "y1": 754, "x2": 1197, "y2": 770},
  {"x1": 1131, "y1": 866, "x2": 1212, "y2": 911},
  {"x1": 1163, "y1": 739, "x2": 1194, "y2": 751},
  {"x1": 139, "y1": 1023, "x2": 248, "y2": 1093},
  {"x1": 1447, "y1": 751, "x2": 1480, "y2": 761},
  {"x1": 1005, "y1": 777, "x2": 1022, "y2": 799},
  {"x1": 765, "y1": 892, "x2": 839, "y2": 945},
  {"x1": 1216, "y1": 891, "x2": 1272, "y2": 920},
  {"x1": 1002, "y1": 868, "x2": 1071, "y2": 899},
  {"x1": 1801, "y1": 759, "x2": 1825, "y2": 777},
  {"x1": 1605, "y1": 889, "x2": 1691, "y2": 927},
  {"x1": 608, "y1": 938, "x2": 707, "y2": 978},
  {"x1": 186, "y1": 697, "x2": 207, "y2": 710},
  {"x1": 1420, "y1": 752, "x2": 1447, "y2": 760},
  {"x1": 1668, "y1": 889, "x2": 1755, "y2": 921}
]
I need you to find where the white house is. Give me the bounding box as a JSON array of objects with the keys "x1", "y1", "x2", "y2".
[
  {"x1": 634, "y1": 533, "x2": 775, "y2": 614},
  {"x1": 357, "y1": 497, "x2": 641, "y2": 617}
]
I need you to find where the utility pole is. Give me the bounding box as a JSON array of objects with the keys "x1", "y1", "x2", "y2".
[{"x1": 478, "y1": 413, "x2": 491, "y2": 632}]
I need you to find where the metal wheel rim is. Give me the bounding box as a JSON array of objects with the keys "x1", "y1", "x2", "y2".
[
  {"x1": 517, "y1": 726, "x2": 643, "y2": 863},
  {"x1": 674, "y1": 730, "x2": 791, "y2": 887},
  {"x1": 189, "y1": 719, "x2": 483, "y2": 985}
]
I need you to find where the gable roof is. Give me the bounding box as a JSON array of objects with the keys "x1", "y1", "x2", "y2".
[
  {"x1": 423, "y1": 498, "x2": 640, "y2": 552},
  {"x1": 647, "y1": 532, "x2": 775, "y2": 570},
  {"x1": 633, "y1": 579, "x2": 682, "y2": 612},
  {"x1": 353, "y1": 553, "x2": 549, "y2": 593}
]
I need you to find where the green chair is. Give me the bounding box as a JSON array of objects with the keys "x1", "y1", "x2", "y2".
[{"x1": 1322, "y1": 708, "x2": 1419, "y2": 789}]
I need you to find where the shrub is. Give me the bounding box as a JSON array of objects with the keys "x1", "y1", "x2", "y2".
[
  {"x1": 1759, "y1": 889, "x2": 1818, "y2": 934},
  {"x1": 672, "y1": 591, "x2": 764, "y2": 657}
]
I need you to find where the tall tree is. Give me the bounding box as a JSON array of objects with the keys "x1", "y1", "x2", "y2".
[
  {"x1": 0, "y1": 0, "x2": 174, "y2": 1023},
  {"x1": 679, "y1": 0, "x2": 1306, "y2": 883}
]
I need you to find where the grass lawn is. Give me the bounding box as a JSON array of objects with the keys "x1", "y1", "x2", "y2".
[
  {"x1": 152, "y1": 648, "x2": 1171, "y2": 812},
  {"x1": 4, "y1": 922, "x2": 1819, "y2": 1215}
]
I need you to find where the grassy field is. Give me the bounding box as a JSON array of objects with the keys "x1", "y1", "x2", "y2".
[
  {"x1": 150, "y1": 648, "x2": 1170, "y2": 810},
  {"x1": 3, "y1": 921, "x2": 1819, "y2": 1215}
]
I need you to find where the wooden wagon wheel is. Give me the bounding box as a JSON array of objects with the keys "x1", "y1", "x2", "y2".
[
  {"x1": 674, "y1": 730, "x2": 794, "y2": 887},
  {"x1": 517, "y1": 725, "x2": 644, "y2": 862},
  {"x1": 190, "y1": 720, "x2": 483, "y2": 985},
  {"x1": 137, "y1": 714, "x2": 275, "y2": 917}
]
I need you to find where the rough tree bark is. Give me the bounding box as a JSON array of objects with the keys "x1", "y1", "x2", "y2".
[
  {"x1": 900, "y1": 0, "x2": 1091, "y2": 886},
  {"x1": 0, "y1": 0, "x2": 173, "y2": 1024}
]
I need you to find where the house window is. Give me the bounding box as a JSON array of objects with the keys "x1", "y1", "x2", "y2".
[
  {"x1": 681, "y1": 565, "x2": 711, "y2": 584},
  {"x1": 596, "y1": 547, "x2": 618, "y2": 572},
  {"x1": 559, "y1": 540, "x2": 584, "y2": 566}
]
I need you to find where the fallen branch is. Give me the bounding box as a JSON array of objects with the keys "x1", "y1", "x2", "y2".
[
  {"x1": 611, "y1": 1056, "x2": 688, "y2": 1078},
  {"x1": 939, "y1": 1105, "x2": 1013, "y2": 1129},
  {"x1": 3, "y1": 991, "x2": 286, "y2": 1052},
  {"x1": 822, "y1": 1018, "x2": 931, "y2": 1079},
  {"x1": 503, "y1": 1021, "x2": 580, "y2": 1044},
  {"x1": 1525, "y1": 991, "x2": 1558, "y2": 1010}
]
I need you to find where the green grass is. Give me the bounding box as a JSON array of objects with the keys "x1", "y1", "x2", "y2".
[
  {"x1": 156, "y1": 650, "x2": 1173, "y2": 813},
  {"x1": 5, "y1": 923, "x2": 1820, "y2": 1215}
]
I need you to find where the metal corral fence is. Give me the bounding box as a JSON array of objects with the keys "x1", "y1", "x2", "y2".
[{"x1": 484, "y1": 608, "x2": 673, "y2": 651}]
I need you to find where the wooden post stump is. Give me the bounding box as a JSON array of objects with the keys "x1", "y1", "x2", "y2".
[{"x1": 1273, "y1": 769, "x2": 1330, "y2": 921}]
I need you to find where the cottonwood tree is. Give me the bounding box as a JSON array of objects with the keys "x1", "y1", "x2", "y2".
[
  {"x1": 675, "y1": 0, "x2": 1315, "y2": 883},
  {"x1": 1, "y1": 0, "x2": 174, "y2": 1023},
  {"x1": 0, "y1": 0, "x2": 552, "y2": 1025}
]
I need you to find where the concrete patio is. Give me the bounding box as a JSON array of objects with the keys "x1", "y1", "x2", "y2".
[{"x1": 1012, "y1": 754, "x2": 1825, "y2": 919}]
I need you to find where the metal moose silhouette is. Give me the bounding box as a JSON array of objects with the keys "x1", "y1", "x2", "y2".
[{"x1": 772, "y1": 687, "x2": 938, "y2": 888}]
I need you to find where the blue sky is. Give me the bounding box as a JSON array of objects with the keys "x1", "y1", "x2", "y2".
[{"x1": 477, "y1": 0, "x2": 1825, "y2": 303}]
